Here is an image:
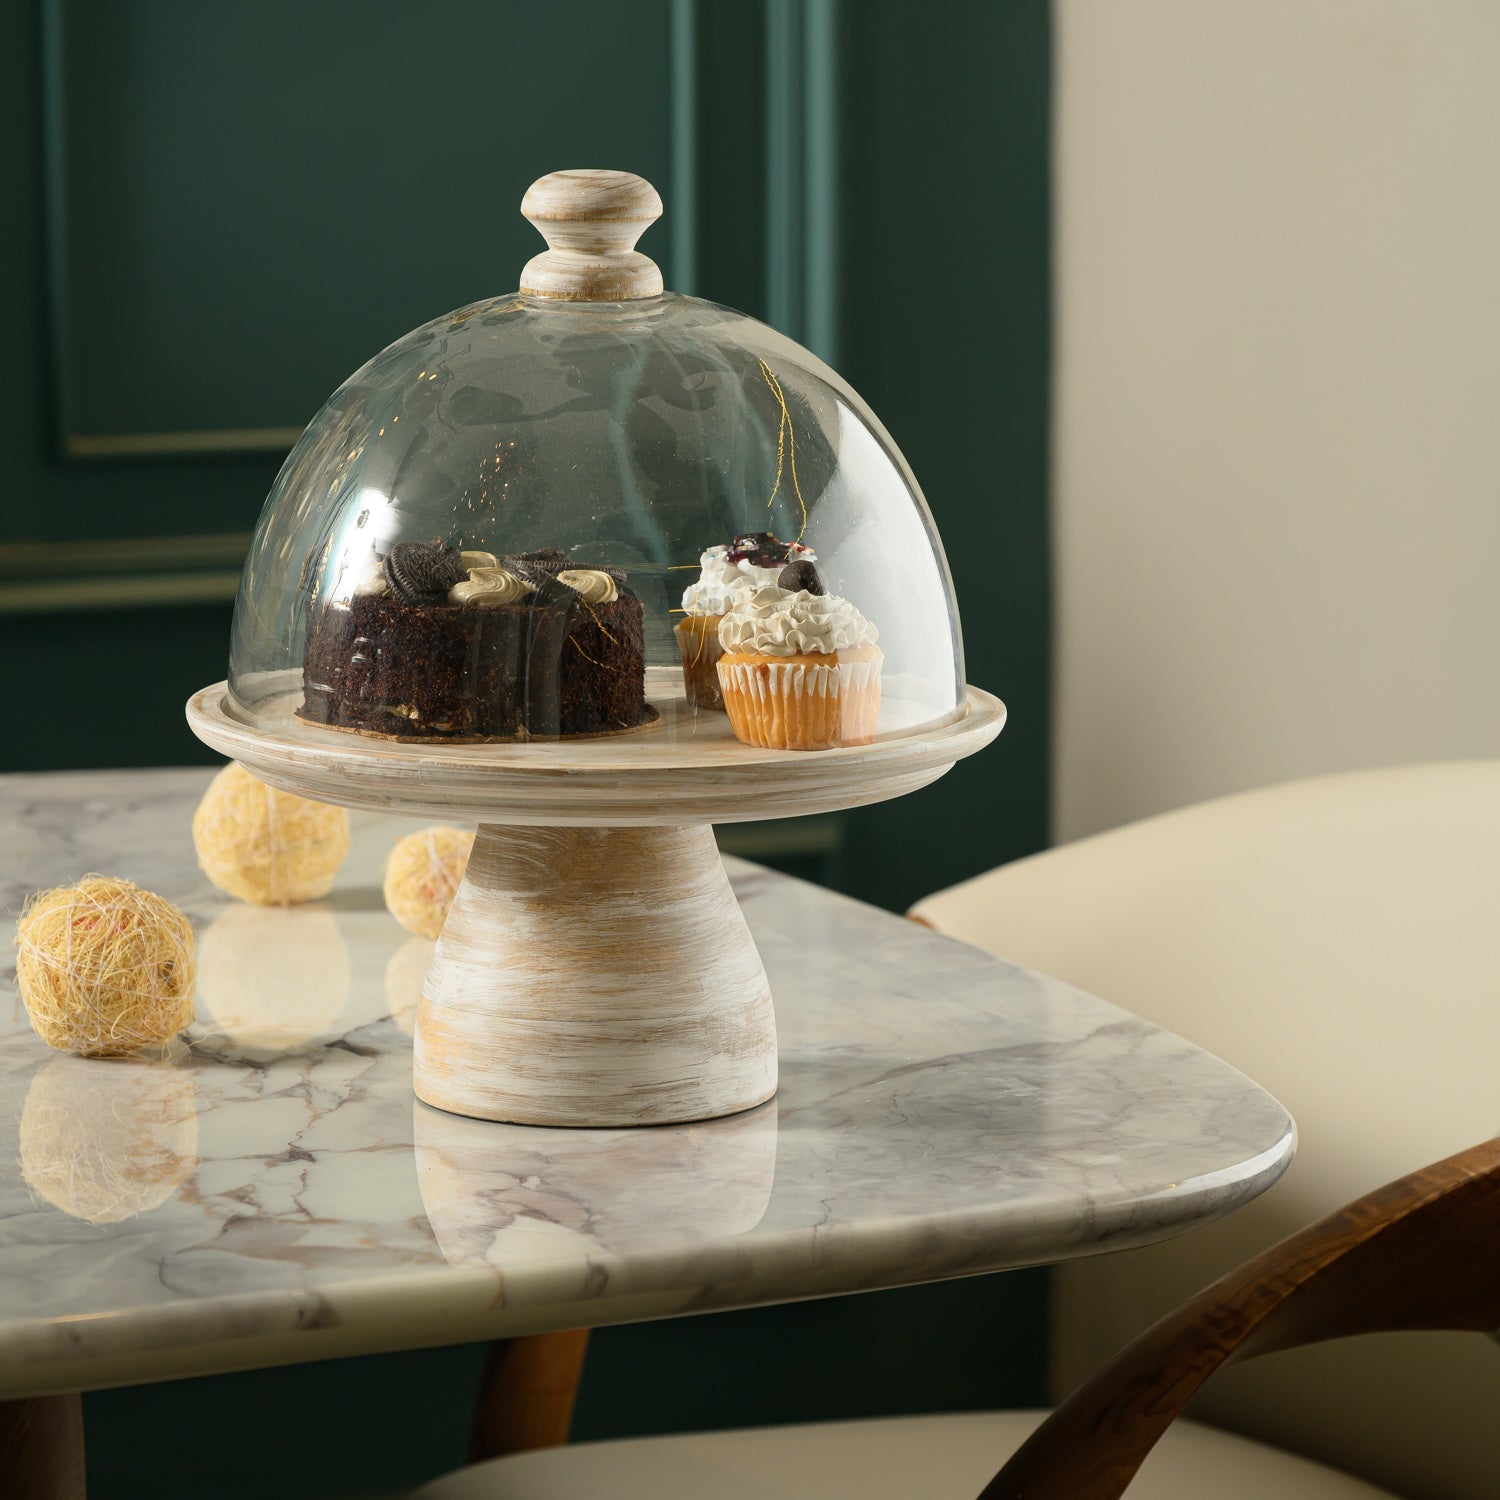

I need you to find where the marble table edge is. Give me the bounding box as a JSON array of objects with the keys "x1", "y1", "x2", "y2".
[{"x1": 0, "y1": 1122, "x2": 1294, "y2": 1401}]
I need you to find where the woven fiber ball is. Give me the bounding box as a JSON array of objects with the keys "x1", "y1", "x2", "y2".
[
  {"x1": 193, "y1": 762, "x2": 349, "y2": 906},
  {"x1": 21, "y1": 1056, "x2": 199, "y2": 1224},
  {"x1": 14, "y1": 875, "x2": 196, "y2": 1057},
  {"x1": 383, "y1": 827, "x2": 475, "y2": 939},
  {"x1": 197, "y1": 905, "x2": 350, "y2": 1050}
]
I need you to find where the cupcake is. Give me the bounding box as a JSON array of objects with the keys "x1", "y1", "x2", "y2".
[
  {"x1": 716, "y1": 562, "x2": 882, "y2": 751},
  {"x1": 676, "y1": 532, "x2": 816, "y2": 709}
]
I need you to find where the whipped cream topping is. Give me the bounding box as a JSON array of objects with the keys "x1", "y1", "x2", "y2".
[
  {"x1": 681, "y1": 541, "x2": 816, "y2": 616},
  {"x1": 718, "y1": 585, "x2": 878, "y2": 656}
]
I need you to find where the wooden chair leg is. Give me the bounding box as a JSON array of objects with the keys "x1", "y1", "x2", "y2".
[
  {"x1": 468, "y1": 1329, "x2": 591, "y2": 1464},
  {"x1": 0, "y1": 1393, "x2": 86, "y2": 1500}
]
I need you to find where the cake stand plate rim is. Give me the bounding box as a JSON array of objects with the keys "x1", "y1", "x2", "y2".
[{"x1": 184, "y1": 680, "x2": 1005, "y2": 827}]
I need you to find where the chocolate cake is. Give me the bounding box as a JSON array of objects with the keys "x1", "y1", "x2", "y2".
[{"x1": 298, "y1": 544, "x2": 654, "y2": 741}]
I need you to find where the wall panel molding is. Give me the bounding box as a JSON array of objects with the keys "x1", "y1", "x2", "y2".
[
  {"x1": 21, "y1": 0, "x2": 685, "y2": 609},
  {"x1": 0, "y1": 531, "x2": 250, "y2": 613},
  {"x1": 39, "y1": 0, "x2": 676, "y2": 463},
  {"x1": 669, "y1": 0, "x2": 701, "y2": 296},
  {"x1": 764, "y1": 0, "x2": 839, "y2": 361}
]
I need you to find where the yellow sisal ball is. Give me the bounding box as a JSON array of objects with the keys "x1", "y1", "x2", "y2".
[
  {"x1": 193, "y1": 762, "x2": 349, "y2": 905},
  {"x1": 383, "y1": 827, "x2": 475, "y2": 939},
  {"x1": 20, "y1": 1056, "x2": 199, "y2": 1224},
  {"x1": 14, "y1": 875, "x2": 197, "y2": 1057}
]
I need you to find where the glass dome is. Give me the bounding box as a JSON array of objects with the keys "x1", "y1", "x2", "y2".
[{"x1": 227, "y1": 170, "x2": 964, "y2": 754}]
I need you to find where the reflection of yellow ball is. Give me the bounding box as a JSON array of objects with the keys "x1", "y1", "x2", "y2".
[
  {"x1": 386, "y1": 936, "x2": 433, "y2": 1034},
  {"x1": 193, "y1": 763, "x2": 348, "y2": 906},
  {"x1": 21, "y1": 1057, "x2": 199, "y2": 1223},
  {"x1": 15, "y1": 876, "x2": 196, "y2": 1056},
  {"x1": 197, "y1": 904, "x2": 350, "y2": 1049},
  {"x1": 383, "y1": 827, "x2": 474, "y2": 939}
]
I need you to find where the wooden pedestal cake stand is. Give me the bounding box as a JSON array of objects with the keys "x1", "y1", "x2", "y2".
[{"x1": 187, "y1": 669, "x2": 1005, "y2": 1127}]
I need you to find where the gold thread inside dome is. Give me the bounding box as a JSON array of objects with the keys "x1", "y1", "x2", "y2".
[{"x1": 758, "y1": 359, "x2": 808, "y2": 543}]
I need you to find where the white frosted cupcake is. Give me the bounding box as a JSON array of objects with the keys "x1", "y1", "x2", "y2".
[
  {"x1": 676, "y1": 532, "x2": 815, "y2": 709},
  {"x1": 716, "y1": 573, "x2": 882, "y2": 751}
]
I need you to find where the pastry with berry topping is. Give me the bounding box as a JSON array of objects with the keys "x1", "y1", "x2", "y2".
[{"x1": 675, "y1": 532, "x2": 816, "y2": 710}]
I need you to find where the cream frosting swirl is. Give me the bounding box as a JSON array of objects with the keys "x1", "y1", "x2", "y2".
[
  {"x1": 557, "y1": 569, "x2": 619, "y2": 605},
  {"x1": 718, "y1": 585, "x2": 877, "y2": 656},
  {"x1": 681, "y1": 543, "x2": 817, "y2": 616},
  {"x1": 449, "y1": 567, "x2": 532, "y2": 606}
]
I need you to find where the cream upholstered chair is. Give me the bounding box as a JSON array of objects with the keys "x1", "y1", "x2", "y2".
[
  {"x1": 910, "y1": 761, "x2": 1500, "y2": 1499},
  {"x1": 413, "y1": 762, "x2": 1500, "y2": 1500},
  {"x1": 412, "y1": 1132, "x2": 1500, "y2": 1499},
  {"x1": 414, "y1": 1418, "x2": 1390, "y2": 1500}
]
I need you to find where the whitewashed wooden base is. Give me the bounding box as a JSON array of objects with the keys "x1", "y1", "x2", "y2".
[{"x1": 413, "y1": 823, "x2": 777, "y2": 1126}]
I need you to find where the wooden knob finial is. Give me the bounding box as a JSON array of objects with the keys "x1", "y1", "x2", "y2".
[{"x1": 520, "y1": 169, "x2": 664, "y2": 301}]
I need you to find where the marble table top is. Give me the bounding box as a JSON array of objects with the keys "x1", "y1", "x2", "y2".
[{"x1": 0, "y1": 769, "x2": 1294, "y2": 1399}]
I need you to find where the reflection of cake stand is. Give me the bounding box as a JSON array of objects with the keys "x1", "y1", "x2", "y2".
[
  {"x1": 414, "y1": 1096, "x2": 780, "y2": 1266},
  {"x1": 188, "y1": 668, "x2": 1004, "y2": 1127}
]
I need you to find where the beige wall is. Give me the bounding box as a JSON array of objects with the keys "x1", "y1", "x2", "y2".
[{"x1": 1053, "y1": 0, "x2": 1500, "y2": 842}]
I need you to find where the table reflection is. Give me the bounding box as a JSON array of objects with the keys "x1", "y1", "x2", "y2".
[
  {"x1": 414, "y1": 1097, "x2": 778, "y2": 1268},
  {"x1": 385, "y1": 936, "x2": 432, "y2": 1035},
  {"x1": 196, "y1": 904, "x2": 350, "y2": 1049},
  {"x1": 20, "y1": 1056, "x2": 199, "y2": 1224}
]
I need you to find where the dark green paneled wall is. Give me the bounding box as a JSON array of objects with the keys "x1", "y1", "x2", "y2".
[
  {"x1": 47, "y1": 1, "x2": 675, "y2": 449},
  {"x1": 837, "y1": 0, "x2": 1052, "y2": 910},
  {"x1": 2, "y1": 4, "x2": 1051, "y2": 1496},
  {"x1": 4, "y1": 0, "x2": 1052, "y2": 915}
]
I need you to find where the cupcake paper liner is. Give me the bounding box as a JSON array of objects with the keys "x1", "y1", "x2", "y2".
[{"x1": 717, "y1": 651, "x2": 883, "y2": 751}]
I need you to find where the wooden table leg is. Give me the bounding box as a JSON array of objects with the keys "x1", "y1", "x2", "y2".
[
  {"x1": 469, "y1": 1329, "x2": 591, "y2": 1463},
  {"x1": 0, "y1": 1393, "x2": 86, "y2": 1499}
]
